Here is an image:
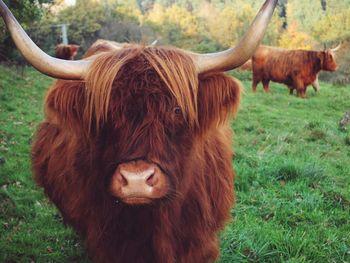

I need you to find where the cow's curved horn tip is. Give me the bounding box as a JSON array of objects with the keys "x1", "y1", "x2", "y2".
[{"x1": 332, "y1": 42, "x2": 342, "y2": 52}]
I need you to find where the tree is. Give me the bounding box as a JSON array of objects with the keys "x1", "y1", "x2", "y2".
[
  {"x1": 278, "y1": 21, "x2": 314, "y2": 49},
  {"x1": 0, "y1": 0, "x2": 53, "y2": 60},
  {"x1": 312, "y1": 10, "x2": 350, "y2": 43},
  {"x1": 32, "y1": 0, "x2": 143, "y2": 54},
  {"x1": 144, "y1": 3, "x2": 200, "y2": 48},
  {"x1": 285, "y1": 0, "x2": 323, "y2": 34}
]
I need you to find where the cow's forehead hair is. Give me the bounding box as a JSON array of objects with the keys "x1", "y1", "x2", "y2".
[{"x1": 83, "y1": 45, "x2": 199, "y2": 132}]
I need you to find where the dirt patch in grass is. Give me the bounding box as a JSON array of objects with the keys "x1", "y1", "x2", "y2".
[
  {"x1": 307, "y1": 129, "x2": 327, "y2": 142},
  {"x1": 322, "y1": 191, "x2": 350, "y2": 210}
]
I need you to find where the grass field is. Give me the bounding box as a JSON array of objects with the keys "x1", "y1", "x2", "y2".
[{"x1": 0, "y1": 65, "x2": 349, "y2": 263}]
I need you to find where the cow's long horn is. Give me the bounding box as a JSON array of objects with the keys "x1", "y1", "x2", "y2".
[
  {"x1": 190, "y1": 0, "x2": 278, "y2": 74},
  {"x1": 0, "y1": 0, "x2": 90, "y2": 80},
  {"x1": 331, "y1": 43, "x2": 342, "y2": 52}
]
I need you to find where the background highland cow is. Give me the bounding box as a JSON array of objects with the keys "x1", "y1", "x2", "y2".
[{"x1": 251, "y1": 45, "x2": 339, "y2": 97}]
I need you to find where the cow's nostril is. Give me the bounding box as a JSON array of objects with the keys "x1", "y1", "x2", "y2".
[
  {"x1": 146, "y1": 172, "x2": 157, "y2": 187},
  {"x1": 117, "y1": 173, "x2": 128, "y2": 187}
]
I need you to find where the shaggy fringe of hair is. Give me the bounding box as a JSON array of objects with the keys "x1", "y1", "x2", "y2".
[{"x1": 84, "y1": 45, "x2": 198, "y2": 133}]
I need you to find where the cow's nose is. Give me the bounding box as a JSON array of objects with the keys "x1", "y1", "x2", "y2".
[
  {"x1": 118, "y1": 167, "x2": 156, "y2": 188},
  {"x1": 110, "y1": 160, "x2": 168, "y2": 205}
]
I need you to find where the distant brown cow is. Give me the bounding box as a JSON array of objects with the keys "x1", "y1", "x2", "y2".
[
  {"x1": 55, "y1": 44, "x2": 79, "y2": 60},
  {"x1": 252, "y1": 45, "x2": 339, "y2": 97}
]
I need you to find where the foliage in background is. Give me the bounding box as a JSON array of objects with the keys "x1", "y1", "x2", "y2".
[
  {"x1": 278, "y1": 21, "x2": 314, "y2": 50},
  {"x1": 0, "y1": 0, "x2": 350, "y2": 82},
  {"x1": 313, "y1": 9, "x2": 350, "y2": 43},
  {"x1": 30, "y1": 0, "x2": 143, "y2": 54}
]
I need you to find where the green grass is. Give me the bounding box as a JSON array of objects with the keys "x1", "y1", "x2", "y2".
[
  {"x1": 1, "y1": 65, "x2": 349, "y2": 262},
  {"x1": 0, "y1": 66, "x2": 89, "y2": 262}
]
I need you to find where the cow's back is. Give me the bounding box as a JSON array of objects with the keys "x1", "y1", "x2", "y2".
[{"x1": 253, "y1": 46, "x2": 293, "y2": 84}]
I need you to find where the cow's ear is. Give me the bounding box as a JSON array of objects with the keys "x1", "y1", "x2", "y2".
[
  {"x1": 45, "y1": 80, "x2": 87, "y2": 133},
  {"x1": 197, "y1": 73, "x2": 241, "y2": 132}
]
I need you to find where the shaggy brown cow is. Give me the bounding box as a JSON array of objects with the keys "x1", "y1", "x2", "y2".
[
  {"x1": 0, "y1": 0, "x2": 277, "y2": 262},
  {"x1": 251, "y1": 45, "x2": 339, "y2": 97},
  {"x1": 55, "y1": 44, "x2": 79, "y2": 60}
]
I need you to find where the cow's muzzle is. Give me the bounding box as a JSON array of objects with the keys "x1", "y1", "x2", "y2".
[{"x1": 109, "y1": 160, "x2": 168, "y2": 205}]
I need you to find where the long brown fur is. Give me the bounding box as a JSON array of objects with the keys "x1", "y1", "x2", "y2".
[
  {"x1": 252, "y1": 45, "x2": 337, "y2": 97},
  {"x1": 32, "y1": 42, "x2": 241, "y2": 263}
]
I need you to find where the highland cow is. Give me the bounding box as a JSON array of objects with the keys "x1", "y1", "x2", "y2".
[
  {"x1": 251, "y1": 45, "x2": 339, "y2": 97},
  {"x1": 0, "y1": 0, "x2": 277, "y2": 262}
]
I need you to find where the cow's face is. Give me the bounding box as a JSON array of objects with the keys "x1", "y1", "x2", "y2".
[
  {"x1": 85, "y1": 49, "x2": 196, "y2": 206},
  {"x1": 84, "y1": 48, "x2": 240, "y2": 206},
  {"x1": 322, "y1": 50, "x2": 337, "y2": 71},
  {"x1": 104, "y1": 62, "x2": 193, "y2": 205}
]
